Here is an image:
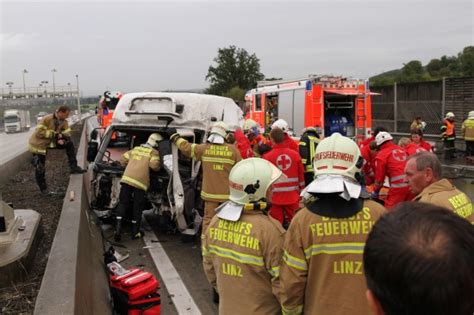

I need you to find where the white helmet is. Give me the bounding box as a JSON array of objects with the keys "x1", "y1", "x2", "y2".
[
  {"x1": 375, "y1": 131, "x2": 393, "y2": 146},
  {"x1": 271, "y1": 119, "x2": 289, "y2": 133},
  {"x1": 468, "y1": 111, "x2": 474, "y2": 119},
  {"x1": 210, "y1": 121, "x2": 229, "y2": 138},
  {"x1": 243, "y1": 119, "x2": 259, "y2": 132},
  {"x1": 313, "y1": 133, "x2": 362, "y2": 181},
  {"x1": 147, "y1": 133, "x2": 163, "y2": 148},
  {"x1": 445, "y1": 112, "x2": 455, "y2": 119}
]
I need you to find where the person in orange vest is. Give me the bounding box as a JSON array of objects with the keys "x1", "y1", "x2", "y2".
[
  {"x1": 441, "y1": 112, "x2": 456, "y2": 160},
  {"x1": 263, "y1": 128, "x2": 305, "y2": 227},
  {"x1": 373, "y1": 131, "x2": 412, "y2": 208},
  {"x1": 271, "y1": 119, "x2": 299, "y2": 152},
  {"x1": 398, "y1": 137, "x2": 426, "y2": 156},
  {"x1": 243, "y1": 119, "x2": 271, "y2": 156}
]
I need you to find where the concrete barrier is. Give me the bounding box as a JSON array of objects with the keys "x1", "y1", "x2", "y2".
[
  {"x1": 34, "y1": 123, "x2": 111, "y2": 314},
  {"x1": 0, "y1": 151, "x2": 32, "y2": 187}
]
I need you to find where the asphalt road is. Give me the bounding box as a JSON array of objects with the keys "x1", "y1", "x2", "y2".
[{"x1": 0, "y1": 129, "x2": 34, "y2": 165}]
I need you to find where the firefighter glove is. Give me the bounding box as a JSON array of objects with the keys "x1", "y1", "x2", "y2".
[{"x1": 166, "y1": 128, "x2": 179, "y2": 142}]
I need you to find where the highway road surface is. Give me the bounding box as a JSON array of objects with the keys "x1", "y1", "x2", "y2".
[{"x1": 0, "y1": 129, "x2": 34, "y2": 165}]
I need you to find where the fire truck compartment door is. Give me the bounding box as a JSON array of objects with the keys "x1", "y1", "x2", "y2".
[{"x1": 278, "y1": 91, "x2": 294, "y2": 131}]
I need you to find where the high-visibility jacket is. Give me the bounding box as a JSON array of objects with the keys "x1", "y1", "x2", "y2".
[
  {"x1": 414, "y1": 179, "x2": 474, "y2": 223},
  {"x1": 462, "y1": 118, "x2": 474, "y2": 141},
  {"x1": 263, "y1": 143, "x2": 305, "y2": 205},
  {"x1": 403, "y1": 142, "x2": 426, "y2": 156},
  {"x1": 374, "y1": 141, "x2": 411, "y2": 208},
  {"x1": 176, "y1": 138, "x2": 242, "y2": 202},
  {"x1": 280, "y1": 199, "x2": 386, "y2": 315},
  {"x1": 441, "y1": 119, "x2": 455, "y2": 140},
  {"x1": 202, "y1": 210, "x2": 285, "y2": 315},
  {"x1": 234, "y1": 129, "x2": 254, "y2": 159},
  {"x1": 299, "y1": 133, "x2": 319, "y2": 173},
  {"x1": 28, "y1": 113, "x2": 71, "y2": 155},
  {"x1": 120, "y1": 145, "x2": 160, "y2": 191}
]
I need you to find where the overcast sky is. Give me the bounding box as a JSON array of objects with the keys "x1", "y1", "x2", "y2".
[{"x1": 1, "y1": 0, "x2": 472, "y2": 96}]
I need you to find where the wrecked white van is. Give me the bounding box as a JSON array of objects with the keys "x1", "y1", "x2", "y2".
[{"x1": 87, "y1": 92, "x2": 243, "y2": 236}]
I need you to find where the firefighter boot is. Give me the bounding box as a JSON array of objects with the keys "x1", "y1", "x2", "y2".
[
  {"x1": 114, "y1": 218, "x2": 122, "y2": 242},
  {"x1": 131, "y1": 221, "x2": 145, "y2": 240},
  {"x1": 70, "y1": 165, "x2": 87, "y2": 174}
]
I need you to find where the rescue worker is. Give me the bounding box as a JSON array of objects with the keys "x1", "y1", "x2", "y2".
[
  {"x1": 264, "y1": 128, "x2": 305, "y2": 227},
  {"x1": 441, "y1": 112, "x2": 456, "y2": 160},
  {"x1": 359, "y1": 126, "x2": 387, "y2": 149},
  {"x1": 271, "y1": 119, "x2": 299, "y2": 152},
  {"x1": 373, "y1": 131, "x2": 412, "y2": 208},
  {"x1": 461, "y1": 110, "x2": 474, "y2": 157},
  {"x1": 361, "y1": 141, "x2": 378, "y2": 185},
  {"x1": 202, "y1": 158, "x2": 285, "y2": 315},
  {"x1": 280, "y1": 133, "x2": 386, "y2": 315},
  {"x1": 410, "y1": 116, "x2": 424, "y2": 132},
  {"x1": 243, "y1": 119, "x2": 271, "y2": 157},
  {"x1": 299, "y1": 127, "x2": 320, "y2": 186},
  {"x1": 411, "y1": 128, "x2": 432, "y2": 152},
  {"x1": 168, "y1": 121, "x2": 242, "y2": 233},
  {"x1": 28, "y1": 105, "x2": 86, "y2": 195},
  {"x1": 114, "y1": 133, "x2": 162, "y2": 241},
  {"x1": 405, "y1": 151, "x2": 473, "y2": 223},
  {"x1": 398, "y1": 137, "x2": 426, "y2": 156},
  {"x1": 232, "y1": 128, "x2": 254, "y2": 159}
]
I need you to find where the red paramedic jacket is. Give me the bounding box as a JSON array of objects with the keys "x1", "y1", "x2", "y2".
[
  {"x1": 263, "y1": 143, "x2": 305, "y2": 205},
  {"x1": 234, "y1": 129, "x2": 254, "y2": 159},
  {"x1": 404, "y1": 142, "x2": 426, "y2": 156},
  {"x1": 374, "y1": 141, "x2": 409, "y2": 190},
  {"x1": 283, "y1": 134, "x2": 299, "y2": 152}
]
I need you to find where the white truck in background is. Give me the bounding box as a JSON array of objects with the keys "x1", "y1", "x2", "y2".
[{"x1": 4, "y1": 109, "x2": 31, "y2": 133}]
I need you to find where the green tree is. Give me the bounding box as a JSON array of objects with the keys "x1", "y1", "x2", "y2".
[
  {"x1": 206, "y1": 46, "x2": 264, "y2": 95},
  {"x1": 222, "y1": 86, "x2": 246, "y2": 102},
  {"x1": 459, "y1": 46, "x2": 474, "y2": 76},
  {"x1": 397, "y1": 60, "x2": 431, "y2": 83}
]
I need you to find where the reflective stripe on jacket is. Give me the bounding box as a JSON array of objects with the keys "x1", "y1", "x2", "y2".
[
  {"x1": 263, "y1": 143, "x2": 305, "y2": 205},
  {"x1": 280, "y1": 200, "x2": 386, "y2": 314},
  {"x1": 176, "y1": 138, "x2": 241, "y2": 202},
  {"x1": 202, "y1": 211, "x2": 285, "y2": 315},
  {"x1": 414, "y1": 179, "x2": 474, "y2": 223},
  {"x1": 462, "y1": 118, "x2": 474, "y2": 141},
  {"x1": 120, "y1": 146, "x2": 160, "y2": 191},
  {"x1": 28, "y1": 113, "x2": 70, "y2": 155},
  {"x1": 299, "y1": 134, "x2": 319, "y2": 173}
]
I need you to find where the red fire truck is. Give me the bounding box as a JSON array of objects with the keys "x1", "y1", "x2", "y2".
[{"x1": 245, "y1": 75, "x2": 377, "y2": 142}]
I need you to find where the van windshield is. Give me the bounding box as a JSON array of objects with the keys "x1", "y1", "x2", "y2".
[{"x1": 4, "y1": 116, "x2": 19, "y2": 123}]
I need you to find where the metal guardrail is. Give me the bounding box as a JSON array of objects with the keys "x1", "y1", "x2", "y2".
[{"x1": 0, "y1": 86, "x2": 79, "y2": 99}]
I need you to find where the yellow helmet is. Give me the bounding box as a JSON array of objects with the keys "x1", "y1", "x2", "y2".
[
  {"x1": 147, "y1": 133, "x2": 163, "y2": 148},
  {"x1": 313, "y1": 133, "x2": 362, "y2": 181},
  {"x1": 210, "y1": 121, "x2": 229, "y2": 138},
  {"x1": 217, "y1": 158, "x2": 283, "y2": 221}
]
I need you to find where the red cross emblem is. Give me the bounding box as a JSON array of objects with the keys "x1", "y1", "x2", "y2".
[
  {"x1": 276, "y1": 154, "x2": 292, "y2": 171},
  {"x1": 392, "y1": 149, "x2": 406, "y2": 162}
]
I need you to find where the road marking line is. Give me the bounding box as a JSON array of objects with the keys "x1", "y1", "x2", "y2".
[{"x1": 142, "y1": 218, "x2": 202, "y2": 315}]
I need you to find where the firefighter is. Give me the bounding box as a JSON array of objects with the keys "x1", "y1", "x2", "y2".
[
  {"x1": 202, "y1": 158, "x2": 285, "y2": 315},
  {"x1": 299, "y1": 127, "x2": 320, "y2": 186},
  {"x1": 263, "y1": 128, "x2": 305, "y2": 227},
  {"x1": 114, "y1": 133, "x2": 162, "y2": 241},
  {"x1": 168, "y1": 121, "x2": 242, "y2": 233},
  {"x1": 373, "y1": 131, "x2": 412, "y2": 208},
  {"x1": 271, "y1": 119, "x2": 299, "y2": 152},
  {"x1": 243, "y1": 119, "x2": 271, "y2": 156},
  {"x1": 441, "y1": 112, "x2": 456, "y2": 160},
  {"x1": 398, "y1": 137, "x2": 426, "y2": 156},
  {"x1": 280, "y1": 132, "x2": 386, "y2": 315},
  {"x1": 28, "y1": 105, "x2": 86, "y2": 195},
  {"x1": 405, "y1": 151, "x2": 473, "y2": 223},
  {"x1": 461, "y1": 110, "x2": 474, "y2": 157}
]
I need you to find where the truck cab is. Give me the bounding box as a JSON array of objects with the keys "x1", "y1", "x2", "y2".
[
  {"x1": 87, "y1": 92, "x2": 243, "y2": 236},
  {"x1": 4, "y1": 109, "x2": 30, "y2": 133}
]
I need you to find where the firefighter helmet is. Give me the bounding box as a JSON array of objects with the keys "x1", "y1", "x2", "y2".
[
  {"x1": 147, "y1": 133, "x2": 163, "y2": 148},
  {"x1": 216, "y1": 158, "x2": 283, "y2": 221},
  {"x1": 445, "y1": 112, "x2": 455, "y2": 119},
  {"x1": 468, "y1": 111, "x2": 474, "y2": 119},
  {"x1": 271, "y1": 119, "x2": 289, "y2": 133},
  {"x1": 210, "y1": 121, "x2": 229, "y2": 138},
  {"x1": 313, "y1": 133, "x2": 362, "y2": 181},
  {"x1": 243, "y1": 119, "x2": 259, "y2": 132},
  {"x1": 375, "y1": 131, "x2": 393, "y2": 146}
]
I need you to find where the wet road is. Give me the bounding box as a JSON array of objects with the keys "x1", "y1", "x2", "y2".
[{"x1": 0, "y1": 129, "x2": 34, "y2": 165}]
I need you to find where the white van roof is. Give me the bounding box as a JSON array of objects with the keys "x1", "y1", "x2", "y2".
[{"x1": 112, "y1": 92, "x2": 243, "y2": 130}]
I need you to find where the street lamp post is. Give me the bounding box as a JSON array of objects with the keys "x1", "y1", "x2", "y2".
[
  {"x1": 52, "y1": 68, "x2": 57, "y2": 97},
  {"x1": 22, "y1": 69, "x2": 28, "y2": 94},
  {"x1": 75, "y1": 74, "x2": 81, "y2": 115}
]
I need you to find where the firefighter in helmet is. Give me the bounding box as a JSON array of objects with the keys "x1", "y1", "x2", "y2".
[
  {"x1": 167, "y1": 121, "x2": 242, "y2": 233},
  {"x1": 299, "y1": 127, "x2": 320, "y2": 186},
  {"x1": 202, "y1": 158, "x2": 285, "y2": 314},
  {"x1": 441, "y1": 112, "x2": 456, "y2": 160},
  {"x1": 114, "y1": 133, "x2": 162, "y2": 241},
  {"x1": 271, "y1": 119, "x2": 299, "y2": 152},
  {"x1": 280, "y1": 133, "x2": 386, "y2": 315},
  {"x1": 243, "y1": 119, "x2": 272, "y2": 156}
]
